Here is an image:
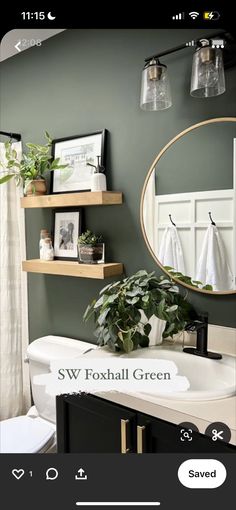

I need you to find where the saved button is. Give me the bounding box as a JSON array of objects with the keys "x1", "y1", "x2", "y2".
[{"x1": 178, "y1": 459, "x2": 226, "y2": 489}]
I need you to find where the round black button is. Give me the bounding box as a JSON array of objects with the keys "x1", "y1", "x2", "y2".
[
  {"x1": 205, "y1": 422, "x2": 231, "y2": 443},
  {"x1": 178, "y1": 421, "x2": 199, "y2": 442}
]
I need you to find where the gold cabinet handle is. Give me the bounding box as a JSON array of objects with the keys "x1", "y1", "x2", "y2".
[
  {"x1": 121, "y1": 419, "x2": 130, "y2": 453},
  {"x1": 137, "y1": 425, "x2": 146, "y2": 454}
]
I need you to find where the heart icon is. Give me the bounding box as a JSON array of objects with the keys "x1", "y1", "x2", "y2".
[{"x1": 12, "y1": 469, "x2": 25, "y2": 480}]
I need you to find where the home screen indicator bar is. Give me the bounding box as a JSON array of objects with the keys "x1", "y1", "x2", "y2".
[{"x1": 76, "y1": 503, "x2": 161, "y2": 507}]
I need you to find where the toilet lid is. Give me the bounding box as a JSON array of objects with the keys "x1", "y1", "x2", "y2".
[{"x1": 0, "y1": 415, "x2": 55, "y2": 453}]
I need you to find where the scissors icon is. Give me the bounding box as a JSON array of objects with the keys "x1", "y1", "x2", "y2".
[{"x1": 212, "y1": 429, "x2": 224, "y2": 441}]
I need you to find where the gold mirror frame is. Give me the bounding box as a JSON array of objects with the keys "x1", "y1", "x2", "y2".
[{"x1": 140, "y1": 117, "x2": 236, "y2": 295}]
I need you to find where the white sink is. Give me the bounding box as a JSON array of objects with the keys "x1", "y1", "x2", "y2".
[{"x1": 121, "y1": 346, "x2": 236, "y2": 401}]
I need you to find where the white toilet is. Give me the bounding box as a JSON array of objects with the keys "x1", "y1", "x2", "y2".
[{"x1": 0, "y1": 335, "x2": 95, "y2": 453}]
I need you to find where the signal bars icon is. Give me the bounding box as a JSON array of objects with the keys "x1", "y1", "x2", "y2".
[{"x1": 172, "y1": 12, "x2": 185, "y2": 20}]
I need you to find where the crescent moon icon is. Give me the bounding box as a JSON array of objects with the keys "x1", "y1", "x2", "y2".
[{"x1": 47, "y1": 12, "x2": 56, "y2": 20}]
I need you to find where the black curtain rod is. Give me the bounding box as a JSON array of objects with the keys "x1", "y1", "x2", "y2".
[
  {"x1": 0, "y1": 131, "x2": 21, "y2": 141},
  {"x1": 144, "y1": 30, "x2": 227, "y2": 62}
]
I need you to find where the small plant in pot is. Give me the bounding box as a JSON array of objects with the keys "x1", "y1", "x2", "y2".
[
  {"x1": 84, "y1": 270, "x2": 196, "y2": 353},
  {"x1": 78, "y1": 230, "x2": 105, "y2": 264},
  {"x1": 0, "y1": 131, "x2": 67, "y2": 196}
]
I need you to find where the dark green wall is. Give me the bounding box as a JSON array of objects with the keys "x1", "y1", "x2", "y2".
[
  {"x1": 155, "y1": 122, "x2": 235, "y2": 195},
  {"x1": 1, "y1": 29, "x2": 236, "y2": 342}
]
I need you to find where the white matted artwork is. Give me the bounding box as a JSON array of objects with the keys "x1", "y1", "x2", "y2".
[
  {"x1": 53, "y1": 209, "x2": 82, "y2": 260},
  {"x1": 51, "y1": 130, "x2": 106, "y2": 193}
]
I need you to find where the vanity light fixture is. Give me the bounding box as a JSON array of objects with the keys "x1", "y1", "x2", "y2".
[
  {"x1": 140, "y1": 58, "x2": 172, "y2": 111},
  {"x1": 190, "y1": 39, "x2": 225, "y2": 97},
  {"x1": 140, "y1": 30, "x2": 234, "y2": 111}
]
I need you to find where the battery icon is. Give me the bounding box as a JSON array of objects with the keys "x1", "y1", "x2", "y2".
[{"x1": 204, "y1": 11, "x2": 220, "y2": 20}]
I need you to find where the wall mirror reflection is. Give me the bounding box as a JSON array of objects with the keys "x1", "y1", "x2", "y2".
[{"x1": 141, "y1": 118, "x2": 236, "y2": 294}]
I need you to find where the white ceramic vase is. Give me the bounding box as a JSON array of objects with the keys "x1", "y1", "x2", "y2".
[
  {"x1": 91, "y1": 172, "x2": 107, "y2": 192},
  {"x1": 139, "y1": 310, "x2": 166, "y2": 346}
]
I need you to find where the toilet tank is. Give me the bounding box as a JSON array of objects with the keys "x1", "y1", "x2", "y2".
[{"x1": 26, "y1": 335, "x2": 96, "y2": 424}]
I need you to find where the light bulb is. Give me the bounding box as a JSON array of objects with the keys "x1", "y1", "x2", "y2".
[
  {"x1": 198, "y1": 61, "x2": 218, "y2": 93},
  {"x1": 140, "y1": 59, "x2": 172, "y2": 111},
  {"x1": 190, "y1": 45, "x2": 225, "y2": 98},
  {"x1": 145, "y1": 78, "x2": 169, "y2": 103}
]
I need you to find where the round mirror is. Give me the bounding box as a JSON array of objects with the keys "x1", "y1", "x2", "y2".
[{"x1": 141, "y1": 117, "x2": 236, "y2": 294}]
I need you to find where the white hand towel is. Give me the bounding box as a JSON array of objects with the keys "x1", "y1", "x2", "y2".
[
  {"x1": 196, "y1": 224, "x2": 234, "y2": 291},
  {"x1": 158, "y1": 226, "x2": 186, "y2": 274}
]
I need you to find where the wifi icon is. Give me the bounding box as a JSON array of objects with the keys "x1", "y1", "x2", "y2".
[{"x1": 189, "y1": 11, "x2": 200, "y2": 19}]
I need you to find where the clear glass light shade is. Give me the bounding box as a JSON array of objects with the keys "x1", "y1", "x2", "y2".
[
  {"x1": 140, "y1": 61, "x2": 172, "y2": 111},
  {"x1": 190, "y1": 46, "x2": 225, "y2": 98}
]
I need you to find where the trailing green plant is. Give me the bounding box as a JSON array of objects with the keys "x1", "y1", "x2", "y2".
[
  {"x1": 0, "y1": 131, "x2": 67, "y2": 187},
  {"x1": 84, "y1": 269, "x2": 196, "y2": 353},
  {"x1": 78, "y1": 230, "x2": 103, "y2": 246},
  {"x1": 164, "y1": 266, "x2": 213, "y2": 291}
]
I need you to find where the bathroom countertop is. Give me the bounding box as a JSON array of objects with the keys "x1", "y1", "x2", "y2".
[{"x1": 84, "y1": 346, "x2": 236, "y2": 446}]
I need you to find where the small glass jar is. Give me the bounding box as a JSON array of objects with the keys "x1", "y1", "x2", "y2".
[
  {"x1": 39, "y1": 229, "x2": 49, "y2": 259},
  {"x1": 78, "y1": 242, "x2": 105, "y2": 264},
  {"x1": 41, "y1": 237, "x2": 54, "y2": 261}
]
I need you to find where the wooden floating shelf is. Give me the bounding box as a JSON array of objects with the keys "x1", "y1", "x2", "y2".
[
  {"x1": 22, "y1": 259, "x2": 123, "y2": 279},
  {"x1": 20, "y1": 191, "x2": 123, "y2": 208}
]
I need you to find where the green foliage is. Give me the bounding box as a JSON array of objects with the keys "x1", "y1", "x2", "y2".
[
  {"x1": 78, "y1": 230, "x2": 103, "y2": 246},
  {"x1": 164, "y1": 267, "x2": 213, "y2": 291},
  {"x1": 0, "y1": 131, "x2": 67, "y2": 187},
  {"x1": 84, "y1": 270, "x2": 196, "y2": 353}
]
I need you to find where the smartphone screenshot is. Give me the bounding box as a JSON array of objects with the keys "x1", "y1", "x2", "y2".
[{"x1": 0, "y1": 6, "x2": 235, "y2": 509}]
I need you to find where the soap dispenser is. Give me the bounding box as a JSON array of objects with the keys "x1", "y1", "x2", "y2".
[{"x1": 87, "y1": 155, "x2": 107, "y2": 192}]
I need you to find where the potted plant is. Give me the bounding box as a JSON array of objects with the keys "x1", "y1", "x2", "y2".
[
  {"x1": 78, "y1": 230, "x2": 105, "y2": 264},
  {"x1": 0, "y1": 131, "x2": 67, "y2": 196},
  {"x1": 84, "y1": 270, "x2": 196, "y2": 353}
]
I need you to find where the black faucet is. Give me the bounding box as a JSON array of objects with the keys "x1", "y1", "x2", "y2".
[{"x1": 183, "y1": 313, "x2": 222, "y2": 360}]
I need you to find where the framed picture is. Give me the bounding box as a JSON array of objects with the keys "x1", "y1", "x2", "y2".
[
  {"x1": 52, "y1": 208, "x2": 82, "y2": 260},
  {"x1": 51, "y1": 129, "x2": 107, "y2": 193}
]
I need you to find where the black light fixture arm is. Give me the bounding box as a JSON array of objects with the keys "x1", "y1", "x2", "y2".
[
  {"x1": 144, "y1": 30, "x2": 227, "y2": 62},
  {"x1": 0, "y1": 131, "x2": 21, "y2": 142}
]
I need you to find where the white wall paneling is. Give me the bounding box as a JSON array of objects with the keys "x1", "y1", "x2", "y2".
[{"x1": 154, "y1": 140, "x2": 236, "y2": 289}]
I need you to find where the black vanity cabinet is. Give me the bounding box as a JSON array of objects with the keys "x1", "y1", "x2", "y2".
[
  {"x1": 56, "y1": 394, "x2": 235, "y2": 453},
  {"x1": 136, "y1": 412, "x2": 183, "y2": 453},
  {"x1": 56, "y1": 393, "x2": 137, "y2": 453}
]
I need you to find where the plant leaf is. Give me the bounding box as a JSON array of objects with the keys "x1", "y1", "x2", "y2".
[
  {"x1": 144, "y1": 323, "x2": 152, "y2": 336},
  {"x1": 122, "y1": 331, "x2": 134, "y2": 353},
  {"x1": 126, "y1": 296, "x2": 139, "y2": 305},
  {"x1": 83, "y1": 300, "x2": 96, "y2": 321},
  {"x1": 45, "y1": 131, "x2": 52, "y2": 143},
  {"x1": 163, "y1": 322, "x2": 176, "y2": 337},
  {"x1": 138, "y1": 335, "x2": 149, "y2": 348},
  {"x1": 0, "y1": 174, "x2": 15, "y2": 184},
  {"x1": 166, "y1": 304, "x2": 178, "y2": 313},
  {"x1": 93, "y1": 295, "x2": 105, "y2": 309},
  {"x1": 97, "y1": 308, "x2": 110, "y2": 326},
  {"x1": 202, "y1": 284, "x2": 213, "y2": 291}
]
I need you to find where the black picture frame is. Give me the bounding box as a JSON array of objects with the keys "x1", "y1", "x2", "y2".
[
  {"x1": 52, "y1": 208, "x2": 82, "y2": 260},
  {"x1": 50, "y1": 129, "x2": 107, "y2": 194}
]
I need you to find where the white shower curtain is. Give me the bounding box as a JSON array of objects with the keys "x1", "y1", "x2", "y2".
[{"x1": 0, "y1": 142, "x2": 30, "y2": 419}]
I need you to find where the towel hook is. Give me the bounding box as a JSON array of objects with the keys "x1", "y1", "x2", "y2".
[
  {"x1": 169, "y1": 214, "x2": 176, "y2": 227},
  {"x1": 208, "y1": 211, "x2": 216, "y2": 226}
]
